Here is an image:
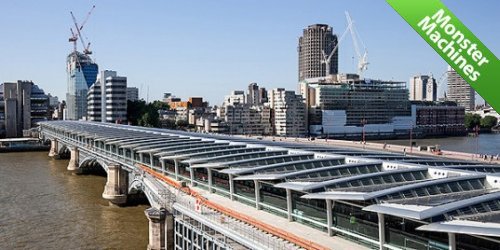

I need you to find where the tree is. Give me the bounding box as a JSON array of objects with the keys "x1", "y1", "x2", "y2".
[
  {"x1": 127, "y1": 100, "x2": 147, "y2": 125},
  {"x1": 128, "y1": 100, "x2": 168, "y2": 127},
  {"x1": 176, "y1": 120, "x2": 189, "y2": 128},
  {"x1": 464, "y1": 113, "x2": 481, "y2": 129},
  {"x1": 480, "y1": 115, "x2": 498, "y2": 129},
  {"x1": 162, "y1": 119, "x2": 177, "y2": 129},
  {"x1": 151, "y1": 100, "x2": 170, "y2": 111}
]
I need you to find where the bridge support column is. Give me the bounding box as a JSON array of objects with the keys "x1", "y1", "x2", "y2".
[
  {"x1": 378, "y1": 213, "x2": 385, "y2": 250},
  {"x1": 254, "y1": 180, "x2": 261, "y2": 210},
  {"x1": 145, "y1": 207, "x2": 174, "y2": 250},
  {"x1": 67, "y1": 146, "x2": 79, "y2": 171},
  {"x1": 207, "y1": 168, "x2": 213, "y2": 193},
  {"x1": 229, "y1": 174, "x2": 234, "y2": 200},
  {"x1": 326, "y1": 200, "x2": 335, "y2": 236},
  {"x1": 102, "y1": 163, "x2": 128, "y2": 205},
  {"x1": 48, "y1": 139, "x2": 58, "y2": 157},
  {"x1": 286, "y1": 189, "x2": 293, "y2": 222},
  {"x1": 174, "y1": 159, "x2": 180, "y2": 180},
  {"x1": 448, "y1": 233, "x2": 456, "y2": 250}
]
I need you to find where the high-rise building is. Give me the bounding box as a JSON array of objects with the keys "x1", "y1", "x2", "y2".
[
  {"x1": 247, "y1": 82, "x2": 269, "y2": 105},
  {"x1": 409, "y1": 75, "x2": 437, "y2": 101},
  {"x1": 259, "y1": 87, "x2": 268, "y2": 104},
  {"x1": 88, "y1": 70, "x2": 116, "y2": 122},
  {"x1": 298, "y1": 24, "x2": 338, "y2": 81},
  {"x1": 126, "y1": 87, "x2": 139, "y2": 102},
  {"x1": 0, "y1": 81, "x2": 49, "y2": 138},
  {"x1": 66, "y1": 51, "x2": 98, "y2": 120},
  {"x1": 47, "y1": 94, "x2": 59, "y2": 107},
  {"x1": 447, "y1": 66, "x2": 475, "y2": 111},
  {"x1": 105, "y1": 76, "x2": 127, "y2": 123},
  {"x1": 87, "y1": 70, "x2": 127, "y2": 123},
  {"x1": 269, "y1": 88, "x2": 307, "y2": 137},
  {"x1": 87, "y1": 81, "x2": 102, "y2": 121},
  {"x1": 247, "y1": 83, "x2": 259, "y2": 106}
]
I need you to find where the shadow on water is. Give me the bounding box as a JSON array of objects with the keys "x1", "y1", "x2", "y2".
[{"x1": 77, "y1": 162, "x2": 150, "y2": 207}]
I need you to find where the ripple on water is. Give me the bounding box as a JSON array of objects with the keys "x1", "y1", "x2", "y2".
[{"x1": 0, "y1": 152, "x2": 149, "y2": 249}]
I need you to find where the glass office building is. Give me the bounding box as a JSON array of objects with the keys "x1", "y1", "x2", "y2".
[{"x1": 66, "y1": 52, "x2": 98, "y2": 120}]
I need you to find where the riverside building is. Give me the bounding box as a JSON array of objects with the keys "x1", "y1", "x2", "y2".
[
  {"x1": 409, "y1": 75, "x2": 437, "y2": 102},
  {"x1": 301, "y1": 74, "x2": 412, "y2": 138},
  {"x1": 447, "y1": 66, "x2": 475, "y2": 111},
  {"x1": 0, "y1": 81, "x2": 49, "y2": 137}
]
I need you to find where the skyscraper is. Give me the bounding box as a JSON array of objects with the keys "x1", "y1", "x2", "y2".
[
  {"x1": 66, "y1": 51, "x2": 98, "y2": 120},
  {"x1": 447, "y1": 66, "x2": 475, "y2": 111},
  {"x1": 298, "y1": 24, "x2": 338, "y2": 81},
  {"x1": 409, "y1": 75, "x2": 437, "y2": 102}
]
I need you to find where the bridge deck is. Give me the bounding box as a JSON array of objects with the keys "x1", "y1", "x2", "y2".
[{"x1": 39, "y1": 121, "x2": 500, "y2": 250}]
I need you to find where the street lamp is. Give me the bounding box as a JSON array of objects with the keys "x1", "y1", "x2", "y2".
[
  {"x1": 361, "y1": 118, "x2": 367, "y2": 146},
  {"x1": 409, "y1": 121, "x2": 414, "y2": 153}
]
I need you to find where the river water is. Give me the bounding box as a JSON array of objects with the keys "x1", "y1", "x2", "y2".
[
  {"x1": 0, "y1": 152, "x2": 149, "y2": 249},
  {"x1": 374, "y1": 133, "x2": 500, "y2": 156}
]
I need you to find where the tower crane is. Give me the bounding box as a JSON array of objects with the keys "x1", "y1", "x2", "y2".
[
  {"x1": 68, "y1": 5, "x2": 95, "y2": 55},
  {"x1": 321, "y1": 11, "x2": 369, "y2": 78},
  {"x1": 345, "y1": 11, "x2": 368, "y2": 77},
  {"x1": 436, "y1": 70, "x2": 448, "y2": 99},
  {"x1": 321, "y1": 21, "x2": 352, "y2": 76}
]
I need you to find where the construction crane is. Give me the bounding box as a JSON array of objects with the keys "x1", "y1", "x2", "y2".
[
  {"x1": 321, "y1": 21, "x2": 352, "y2": 76},
  {"x1": 345, "y1": 11, "x2": 368, "y2": 77},
  {"x1": 68, "y1": 5, "x2": 95, "y2": 55},
  {"x1": 435, "y1": 71, "x2": 448, "y2": 99},
  {"x1": 321, "y1": 11, "x2": 369, "y2": 78}
]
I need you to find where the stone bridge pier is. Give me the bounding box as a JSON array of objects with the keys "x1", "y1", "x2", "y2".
[
  {"x1": 145, "y1": 207, "x2": 174, "y2": 250},
  {"x1": 48, "y1": 139, "x2": 58, "y2": 157},
  {"x1": 102, "y1": 163, "x2": 128, "y2": 205},
  {"x1": 67, "y1": 146, "x2": 79, "y2": 171}
]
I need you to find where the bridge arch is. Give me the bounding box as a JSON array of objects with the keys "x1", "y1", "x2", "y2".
[
  {"x1": 78, "y1": 156, "x2": 109, "y2": 173},
  {"x1": 57, "y1": 145, "x2": 71, "y2": 159}
]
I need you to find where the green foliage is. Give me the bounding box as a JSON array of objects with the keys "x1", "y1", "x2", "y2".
[
  {"x1": 151, "y1": 100, "x2": 170, "y2": 111},
  {"x1": 480, "y1": 115, "x2": 498, "y2": 129},
  {"x1": 127, "y1": 100, "x2": 147, "y2": 125},
  {"x1": 464, "y1": 113, "x2": 481, "y2": 129},
  {"x1": 162, "y1": 119, "x2": 177, "y2": 129},
  {"x1": 127, "y1": 100, "x2": 169, "y2": 127},
  {"x1": 176, "y1": 120, "x2": 189, "y2": 128}
]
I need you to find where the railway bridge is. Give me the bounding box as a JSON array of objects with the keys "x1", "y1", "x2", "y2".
[{"x1": 40, "y1": 121, "x2": 500, "y2": 250}]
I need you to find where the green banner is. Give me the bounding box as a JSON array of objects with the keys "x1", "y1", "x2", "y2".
[{"x1": 387, "y1": 0, "x2": 499, "y2": 112}]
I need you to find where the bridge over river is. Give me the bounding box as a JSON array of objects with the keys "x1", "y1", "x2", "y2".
[{"x1": 40, "y1": 121, "x2": 500, "y2": 250}]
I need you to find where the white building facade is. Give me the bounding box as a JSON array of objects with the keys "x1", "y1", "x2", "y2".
[{"x1": 269, "y1": 88, "x2": 307, "y2": 137}]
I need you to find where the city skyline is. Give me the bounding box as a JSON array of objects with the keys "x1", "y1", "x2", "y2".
[{"x1": 1, "y1": 0, "x2": 498, "y2": 105}]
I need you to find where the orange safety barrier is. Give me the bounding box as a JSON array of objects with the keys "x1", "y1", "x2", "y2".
[{"x1": 138, "y1": 164, "x2": 330, "y2": 250}]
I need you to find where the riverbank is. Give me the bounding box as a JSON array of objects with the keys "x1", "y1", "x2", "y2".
[
  {"x1": 372, "y1": 133, "x2": 500, "y2": 156},
  {"x1": 0, "y1": 138, "x2": 49, "y2": 153}
]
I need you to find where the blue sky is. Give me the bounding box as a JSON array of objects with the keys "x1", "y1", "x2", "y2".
[{"x1": 0, "y1": 0, "x2": 498, "y2": 104}]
